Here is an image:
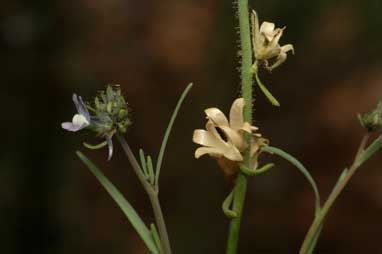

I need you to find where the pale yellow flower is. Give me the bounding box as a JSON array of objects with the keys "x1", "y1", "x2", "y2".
[
  {"x1": 252, "y1": 10, "x2": 294, "y2": 71},
  {"x1": 193, "y1": 98, "x2": 267, "y2": 178}
]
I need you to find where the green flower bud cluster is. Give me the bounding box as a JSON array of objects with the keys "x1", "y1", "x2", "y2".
[
  {"x1": 358, "y1": 102, "x2": 382, "y2": 132},
  {"x1": 90, "y1": 85, "x2": 131, "y2": 135}
]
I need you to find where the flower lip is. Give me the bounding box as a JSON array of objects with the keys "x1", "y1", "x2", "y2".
[
  {"x1": 260, "y1": 22, "x2": 277, "y2": 41},
  {"x1": 193, "y1": 121, "x2": 243, "y2": 161},
  {"x1": 61, "y1": 93, "x2": 91, "y2": 132},
  {"x1": 62, "y1": 114, "x2": 90, "y2": 132},
  {"x1": 73, "y1": 94, "x2": 91, "y2": 122}
]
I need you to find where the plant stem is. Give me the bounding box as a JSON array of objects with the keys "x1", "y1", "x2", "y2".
[
  {"x1": 226, "y1": 174, "x2": 248, "y2": 254},
  {"x1": 116, "y1": 133, "x2": 171, "y2": 254},
  {"x1": 226, "y1": 0, "x2": 253, "y2": 253},
  {"x1": 299, "y1": 134, "x2": 370, "y2": 254}
]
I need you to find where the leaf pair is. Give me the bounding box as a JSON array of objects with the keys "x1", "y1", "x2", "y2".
[{"x1": 139, "y1": 149, "x2": 156, "y2": 186}]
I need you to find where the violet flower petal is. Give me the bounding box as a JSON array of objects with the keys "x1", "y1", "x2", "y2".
[{"x1": 107, "y1": 137, "x2": 113, "y2": 161}]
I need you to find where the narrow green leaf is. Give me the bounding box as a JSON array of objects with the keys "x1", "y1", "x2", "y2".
[
  {"x1": 139, "y1": 149, "x2": 149, "y2": 178},
  {"x1": 83, "y1": 141, "x2": 107, "y2": 149},
  {"x1": 150, "y1": 223, "x2": 162, "y2": 252},
  {"x1": 254, "y1": 163, "x2": 274, "y2": 175},
  {"x1": 147, "y1": 155, "x2": 155, "y2": 185},
  {"x1": 239, "y1": 164, "x2": 257, "y2": 176},
  {"x1": 239, "y1": 163, "x2": 274, "y2": 176},
  {"x1": 155, "y1": 83, "x2": 193, "y2": 188},
  {"x1": 255, "y1": 72, "x2": 280, "y2": 107},
  {"x1": 307, "y1": 167, "x2": 349, "y2": 253},
  {"x1": 262, "y1": 146, "x2": 321, "y2": 214},
  {"x1": 76, "y1": 151, "x2": 159, "y2": 254},
  {"x1": 222, "y1": 189, "x2": 238, "y2": 218},
  {"x1": 307, "y1": 224, "x2": 323, "y2": 254},
  {"x1": 356, "y1": 136, "x2": 382, "y2": 167}
]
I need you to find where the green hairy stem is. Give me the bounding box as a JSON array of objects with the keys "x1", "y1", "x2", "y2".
[{"x1": 226, "y1": 0, "x2": 253, "y2": 253}]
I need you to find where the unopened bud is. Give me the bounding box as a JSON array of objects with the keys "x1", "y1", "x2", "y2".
[{"x1": 358, "y1": 102, "x2": 382, "y2": 132}]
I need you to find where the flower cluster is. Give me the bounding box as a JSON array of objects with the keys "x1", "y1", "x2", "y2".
[
  {"x1": 62, "y1": 85, "x2": 131, "y2": 160},
  {"x1": 192, "y1": 98, "x2": 267, "y2": 179},
  {"x1": 358, "y1": 102, "x2": 382, "y2": 132},
  {"x1": 251, "y1": 10, "x2": 294, "y2": 71},
  {"x1": 91, "y1": 85, "x2": 131, "y2": 135}
]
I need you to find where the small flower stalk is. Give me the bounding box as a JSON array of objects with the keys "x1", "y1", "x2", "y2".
[
  {"x1": 251, "y1": 10, "x2": 294, "y2": 71},
  {"x1": 192, "y1": 98, "x2": 267, "y2": 179},
  {"x1": 62, "y1": 85, "x2": 131, "y2": 160}
]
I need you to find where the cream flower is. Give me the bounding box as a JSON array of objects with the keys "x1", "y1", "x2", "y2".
[
  {"x1": 193, "y1": 98, "x2": 266, "y2": 178},
  {"x1": 252, "y1": 10, "x2": 294, "y2": 71}
]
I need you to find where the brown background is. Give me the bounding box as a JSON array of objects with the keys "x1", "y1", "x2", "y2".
[{"x1": 0, "y1": 0, "x2": 381, "y2": 253}]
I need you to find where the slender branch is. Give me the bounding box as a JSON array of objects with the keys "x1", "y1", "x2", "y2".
[
  {"x1": 299, "y1": 134, "x2": 370, "y2": 254},
  {"x1": 116, "y1": 133, "x2": 171, "y2": 254},
  {"x1": 226, "y1": 0, "x2": 253, "y2": 253}
]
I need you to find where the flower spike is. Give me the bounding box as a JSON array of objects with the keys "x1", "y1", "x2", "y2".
[{"x1": 62, "y1": 85, "x2": 131, "y2": 160}]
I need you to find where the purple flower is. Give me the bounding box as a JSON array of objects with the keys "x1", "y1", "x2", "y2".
[{"x1": 61, "y1": 94, "x2": 91, "y2": 132}]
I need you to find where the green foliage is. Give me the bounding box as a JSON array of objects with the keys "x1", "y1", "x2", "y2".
[
  {"x1": 155, "y1": 83, "x2": 193, "y2": 189},
  {"x1": 76, "y1": 151, "x2": 159, "y2": 254},
  {"x1": 262, "y1": 146, "x2": 321, "y2": 215}
]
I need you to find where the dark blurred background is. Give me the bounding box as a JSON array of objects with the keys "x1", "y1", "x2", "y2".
[{"x1": 1, "y1": 0, "x2": 381, "y2": 253}]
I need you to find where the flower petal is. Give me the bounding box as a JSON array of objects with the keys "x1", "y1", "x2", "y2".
[
  {"x1": 219, "y1": 126, "x2": 246, "y2": 151},
  {"x1": 195, "y1": 145, "x2": 243, "y2": 161},
  {"x1": 61, "y1": 114, "x2": 89, "y2": 132},
  {"x1": 268, "y1": 27, "x2": 284, "y2": 49},
  {"x1": 240, "y1": 122, "x2": 259, "y2": 133},
  {"x1": 281, "y1": 44, "x2": 294, "y2": 54},
  {"x1": 73, "y1": 94, "x2": 90, "y2": 121},
  {"x1": 61, "y1": 122, "x2": 83, "y2": 132},
  {"x1": 229, "y1": 98, "x2": 245, "y2": 131},
  {"x1": 193, "y1": 129, "x2": 225, "y2": 148},
  {"x1": 72, "y1": 114, "x2": 90, "y2": 127},
  {"x1": 72, "y1": 94, "x2": 80, "y2": 110},
  {"x1": 224, "y1": 146, "x2": 243, "y2": 161},
  {"x1": 205, "y1": 108, "x2": 229, "y2": 127},
  {"x1": 78, "y1": 96, "x2": 91, "y2": 121},
  {"x1": 268, "y1": 50, "x2": 287, "y2": 71},
  {"x1": 252, "y1": 10, "x2": 262, "y2": 49},
  {"x1": 107, "y1": 137, "x2": 113, "y2": 161},
  {"x1": 195, "y1": 147, "x2": 224, "y2": 159},
  {"x1": 260, "y1": 22, "x2": 276, "y2": 41},
  {"x1": 250, "y1": 137, "x2": 268, "y2": 157}
]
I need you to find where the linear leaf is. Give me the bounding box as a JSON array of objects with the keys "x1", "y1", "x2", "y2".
[
  {"x1": 76, "y1": 151, "x2": 159, "y2": 254},
  {"x1": 139, "y1": 149, "x2": 149, "y2": 178},
  {"x1": 155, "y1": 83, "x2": 193, "y2": 188},
  {"x1": 356, "y1": 136, "x2": 382, "y2": 167},
  {"x1": 147, "y1": 155, "x2": 155, "y2": 185},
  {"x1": 262, "y1": 146, "x2": 321, "y2": 214},
  {"x1": 255, "y1": 72, "x2": 280, "y2": 106}
]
